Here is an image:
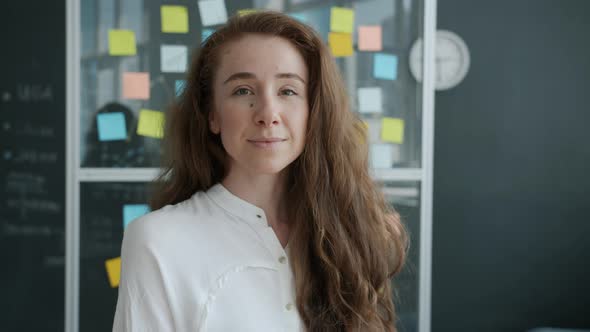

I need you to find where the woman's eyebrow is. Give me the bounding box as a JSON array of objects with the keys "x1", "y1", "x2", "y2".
[
  {"x1": 223, "y1": 72, "x2": 306, "y2": 85},
  {"x1": 275, "y1": 73, "x2": 306, "y2": 84},
  {"x1": 223, "y1": 72, "x2": 255, "y2": 85}
]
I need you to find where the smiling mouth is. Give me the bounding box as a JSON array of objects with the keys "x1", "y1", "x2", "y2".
[{"x1": 247, "y1": 139, "x2": 287, "y2": 148}]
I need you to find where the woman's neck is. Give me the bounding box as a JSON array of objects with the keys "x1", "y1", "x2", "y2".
[{"x1": 221, "y1": 167, "x2": 289, "y2": 227}]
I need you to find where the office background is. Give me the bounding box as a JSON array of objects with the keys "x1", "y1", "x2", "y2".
[{"x1": 0, "y1": 0, "x2": 588, "y2": 331}]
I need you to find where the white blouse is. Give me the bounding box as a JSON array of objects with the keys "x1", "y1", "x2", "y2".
[{"x1": 112, "y1": 183, "x2": 304, "y2": 332}]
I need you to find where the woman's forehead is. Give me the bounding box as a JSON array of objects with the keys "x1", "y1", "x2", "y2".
[{"x1": 215, "y1": 34, "x2": 308, "y2": 82}]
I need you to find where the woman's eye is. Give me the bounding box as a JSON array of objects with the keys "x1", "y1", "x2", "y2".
[
  {"x1": 234, "y1": 88, "x2": 252, "y2": 96},
  {"x1": 281, "y1": 89, "x2": 297, "y2": 96}
]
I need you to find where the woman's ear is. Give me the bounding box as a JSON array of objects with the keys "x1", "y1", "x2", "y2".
[{"x1": 209, "y1": 111, "x2": 220, "y2": 134}]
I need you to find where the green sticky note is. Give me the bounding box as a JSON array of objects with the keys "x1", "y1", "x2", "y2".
[
  {"x1": 381, "y1": 117, "x2": 404, "y2": 144},
  {"x1": 238, "y1": 9, "x2": 257, "y2": 16},
  {"x1": 108, "y1": 30, "x2": 137, "y2": 56},
  {"x1": 137, "y1": 109, "x2": 165, "y2": 139},
  {"x1": 330, "y1": 7, "x2": 354, "y2": 33},
  {"x1": 161, "y1": 5, "x2": 189, "y2": 33}
]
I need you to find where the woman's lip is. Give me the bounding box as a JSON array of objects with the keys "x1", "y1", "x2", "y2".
[
  {"x1": 248, "y1": 140, "x2": 285, "y2": 148},
  {"x1": 247, "y1": 138, "x2": 286, "y2": 143}
]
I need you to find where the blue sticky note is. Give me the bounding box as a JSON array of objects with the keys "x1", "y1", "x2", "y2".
[
  {"x1": 289, "y1": 12, "x2": 307, "y2": 23},
  {"x1": 123, "y1": 204, "x2": 150, "y2": 229},
  {"x1": 175, "y1": 80, "x2": 186, "y2": 97},
  {"x1": 97, "y1": 112, "x2": 127, "y2": 141},
  {"x1": 201, "y1": 29, "x2": 214, "y2": 42},
  {"x1": 373, "y1": 53, "x2": 398, "y2": 81}
]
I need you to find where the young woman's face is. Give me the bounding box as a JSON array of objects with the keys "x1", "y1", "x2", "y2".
[{"x1": 210, "y1": 34, "x2": 309, "y2": 176}]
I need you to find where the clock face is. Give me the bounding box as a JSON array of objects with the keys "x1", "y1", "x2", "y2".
[{"x1": 409, "y1": 30, "x2": 470, "y2": 90}]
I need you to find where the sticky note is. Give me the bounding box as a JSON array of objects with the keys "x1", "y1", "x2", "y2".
[
  {"x1": 238, "y1": 9, "x2": 257, "y2": 16},
  {"x1": 330, "y1": 7, "x2": 354, "y2": 33},
  {"x1": 161, "y1": 45, "x2": 188, "y2": 73},
  {"x1": 201, "y1": 28, "x2": 214, "y2": 42},
  {"x1": 105, "y1": 257, "x2": 121, "y2": 288},
  {"x1": 97, "y1": 112, "x2": 127, "y2": 141},
  {"x1": 123, "y1": 204, "x2": 150, "y2": 229},
  {"x1": 137, "y1": 109, "x2": 165, "y2": 139},
  {"x1": 358, "y1": 87, "x2": 382, "y2": 113},
  {"x1": 175, "y1": 80, "x2": 186, "y2": 97},
  {"x1": 198, "y1": 0, "x2": 228, "y2": 27},
  {"x1": 289, "y1": 12, "x2": 308, "y2": 23},
  {"x1": 122, "y1": 72, "x2": 150, "y2": 100},
  {"x1": 108, "y1": 30, "x2": 137, "y2": 56},
  {"x1": 381, "y1": 117, "x2": 404, "y2": 144},
  {"x1": 161, "y1": 5, "x2": 189, "y2": 33},
  {"x1": 328, "y1": 32, "x2": 353, "y2": 57},
  {"x1": 370, "y1": 144, "x2": 394, "y2": 168},
  {"x1": 364, "y1": 118, "x2": 381, "y2": 143},
  {"x1": 358, "y1": 26, "x2": 382, "y2": 51},
  {"x1": 373, "y1": 53, "x2": 398, "y2": 80}
]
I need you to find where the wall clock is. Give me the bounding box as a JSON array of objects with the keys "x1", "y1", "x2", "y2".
[{"x1": 409, "y1": 30, "x2": 471, "y2": 90}]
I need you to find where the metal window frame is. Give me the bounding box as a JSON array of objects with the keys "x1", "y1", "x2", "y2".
[{"x1": 65, "y1": 0, "x2": 437, "y2": 330}]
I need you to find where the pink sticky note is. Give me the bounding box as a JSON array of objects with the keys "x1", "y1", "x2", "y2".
[
  {"x1": 122, "y1": 72, "x2": 150, "y2": 100},
  {"x1": 358, "y1": 26, "x2": 382, "y2": 51}
]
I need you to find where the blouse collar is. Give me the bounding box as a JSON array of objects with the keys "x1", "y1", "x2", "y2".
[{"x1": 206, "y1": 183, "x2": 269, "y2": 227}]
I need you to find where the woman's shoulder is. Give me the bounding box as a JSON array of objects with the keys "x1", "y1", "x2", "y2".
[{"x1": 122, "y1": 190, "x2": 223, "y2": 250}]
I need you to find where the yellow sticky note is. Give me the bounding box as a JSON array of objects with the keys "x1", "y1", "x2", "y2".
[
  {"x1": 328, "y1": 32, "x2": 353, "y2": 57},
  {"x1": 137, "y1": 109, "x2": 165, "y2": 139},
  {"x1": 358, "y1": 26, "x2": 382, "y2": 51},
  {"x1": 105, "y1": 257, "x2": 121, "y2": 288},
  {"x1": 238, "y1": 9, "x2": 257, "y2": 16},
  {"x1": 108, "y1": 30, "x2": 137, "y2": 56},
  {"x1": 381, "y1": 117, "x2": 404, "y2": 144},
  {"x1": 330, "y1": 7, "x2": 354, "y2": 33},
  {"x1": 122, "y1": 72, "x2": 150, "y2": 100},
  {"x1": 161, "y1": 5, "x2": 189, "y2": 33}
]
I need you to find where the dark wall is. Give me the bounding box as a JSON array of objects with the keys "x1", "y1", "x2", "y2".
[
  {"x1": 0, "y1": 1, "x2": 65, "y2": 331},
  {"x1": 432, "y1": 1, "x2": 590, "y2": 331}
]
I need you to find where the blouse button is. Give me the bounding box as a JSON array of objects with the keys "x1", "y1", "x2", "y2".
[
  {"x1": 278, "y1": 256, "x2": 286, "y2": 264},
  {"x1": 285, "y1": 303, "x2": 293, "y2": 311},
  {"x1": 256, "y1": 214, "x2": 261, "y2": 218}
]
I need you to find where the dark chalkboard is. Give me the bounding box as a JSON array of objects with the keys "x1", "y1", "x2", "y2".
[
  {"x1": 0, "y1": 1, "x2": 66, "y2": 331},
  {"x1": 433, "y1": 1, "x2": 590, "y2": 331}
]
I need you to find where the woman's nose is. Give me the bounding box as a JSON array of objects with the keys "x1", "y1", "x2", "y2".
[{"x1": 253, "y1": 95, "x2": 280, "y2": 127}]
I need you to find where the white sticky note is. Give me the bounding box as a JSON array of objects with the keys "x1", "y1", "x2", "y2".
[
  {"x1": 358, "y1": 87, "x2": 382, "y2": 113},
  {"x1": 161, "y1": 45, "x2": 188, "y2": 73},
  {"x1": 364, "y1": 118, "x2": 382, "y2": 143},
  {"x1": 198, "y1": 0, "x2": 228, "y2": 27},
  {"x1": 370, "y1": 144, "x2": 394, "y2": 169}
]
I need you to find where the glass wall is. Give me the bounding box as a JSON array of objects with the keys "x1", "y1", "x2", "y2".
[{"x1": 75, "y1": 1, "x2": 428, "y2": 331}]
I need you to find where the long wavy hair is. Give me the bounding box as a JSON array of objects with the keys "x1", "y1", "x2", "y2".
[{"x1": 151, "y1": 11, "x2": 408, "y2": 332}]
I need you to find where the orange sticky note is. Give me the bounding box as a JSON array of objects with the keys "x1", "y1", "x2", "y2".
[
  {"x1": 105, "y1": 257, "x2": 121, "y2": 288},
  {"x1": 108, "y1": 30, "x2": 137, "y2": 56},
  {"x1": 330, "y1": 7, "x2": 354, "y2": 33},
  {"x1": 381, "y1": 117, "x2": 405, "y2": 144},
  {"x1": 358, "y1": 26, "x2": 382, "y2": 51},
  {"x1": 161, "y1": 5, "x2": 189, "y2": 33},
  {"x1": 137, "y1": 109, "x2": 165, "y2": 139},
  {"x1": 122, "y1": 72, "x2": 150, "y2": 100},
  {"x1": 328, "y1": 32, "x2": 353, "y2": 57}
]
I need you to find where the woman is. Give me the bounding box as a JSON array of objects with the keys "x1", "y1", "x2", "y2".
[{"x1": 113, "y1": 11, "x2": 407, "y2": 332}]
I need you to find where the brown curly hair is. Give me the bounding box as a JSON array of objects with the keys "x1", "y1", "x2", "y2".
[{"x1": 151, "y1": 11, "x2": 408, "y2": 332}]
